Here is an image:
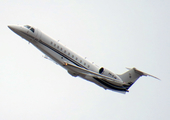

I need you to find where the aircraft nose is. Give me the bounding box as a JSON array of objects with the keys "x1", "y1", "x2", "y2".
[
  {"x1": 8, "y1": 25, "x2": 18, "y2": 31},
  {"x1": 8, "y1": 25, "x2": 22, "y2": 35}
]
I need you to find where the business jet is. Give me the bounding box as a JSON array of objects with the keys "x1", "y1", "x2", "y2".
[{"x1": 8, "y1": 24, "x2": 159, "y2": 94}]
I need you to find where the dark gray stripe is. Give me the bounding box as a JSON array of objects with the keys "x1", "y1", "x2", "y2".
[
  {"x1": 93, "y1": 77, "x2": 127, "y2": 91},
  {"x1": 38, "y1": 40, "x2": 87, "y2": 69}
]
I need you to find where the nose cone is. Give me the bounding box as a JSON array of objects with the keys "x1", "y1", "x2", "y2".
[
  {"x1": 8, "y1": 25, "x2": 19, "y2": 32},
  {"x1": 8, "y1": 25, "x2": 23, "y2": 36}
]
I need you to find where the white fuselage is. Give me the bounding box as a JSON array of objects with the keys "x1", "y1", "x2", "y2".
[
  {"x1": 8, "y1": 25, "x2": 127, "y2": 93},
  {"x1": 23, "y1": 26, "x2": 99, "y2": 72}
]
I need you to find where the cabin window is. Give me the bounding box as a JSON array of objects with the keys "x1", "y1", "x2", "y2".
[
  {"x1": 68, "y1": 53, "x2": 70, "y2": 56},
  {"x1": 88, "y1": 65, "x2": 90, "y2": 68},
  {"x1": 51, "y1": 42, "x2": 53, "y2": 44},
  {"x1": 76, "y1": 57, "x2": 78, "y2": 60},
  {"x1": 84, "y1": 63, "x2": 86, "y2": 65},
  {"x1": 64, "y1": 50, "x2": 66, "y2": 53},
  {"x1": 57, "y1": 46, "x2": 59, "y2": 49},
  {"x1": 80, "y1": 60, "x2": 82, "y2": 63},
  {"x1": 60, "y1": 48, "x2": 62, "y2": 51},
  {"x1": 72, "y1": 55, "x2": 74, "y2": 58},
  {"x1": 54, "y1": 44, "x2": 56, "y2": 47}
]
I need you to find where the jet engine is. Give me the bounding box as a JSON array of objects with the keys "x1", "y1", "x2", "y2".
[{"x1": 99, "y1": 67, "x2": 118, "y2": 79}]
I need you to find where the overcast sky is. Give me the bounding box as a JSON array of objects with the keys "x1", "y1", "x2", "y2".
[{"x1": 0, "y1": 0, "x2": 170, "y2": 120}]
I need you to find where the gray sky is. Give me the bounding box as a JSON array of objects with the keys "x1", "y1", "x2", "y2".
[{"x1": 0, "y1": 0, "x2": 170, "y2": 120}]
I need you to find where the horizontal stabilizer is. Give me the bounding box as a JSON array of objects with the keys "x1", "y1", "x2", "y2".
[
  {"x1": 118, "y1": 67, "x2": 160, "y2": 90},
  {"x1": 126, "y1": 67, "x2": 160, "y2": 80}
]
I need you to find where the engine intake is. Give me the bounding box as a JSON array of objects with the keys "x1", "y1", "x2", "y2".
[{"x1": 99, "y1": 67, "x2": 118, "y2": 79}]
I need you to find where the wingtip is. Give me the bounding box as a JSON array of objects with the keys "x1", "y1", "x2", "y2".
[{"x1": 149, "y1": 75, "x2": 161, "y2": 81}]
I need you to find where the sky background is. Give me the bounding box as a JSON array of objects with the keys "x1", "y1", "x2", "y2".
[{"x1": 0, "y1": 0, "x2": 170, "y2": 120}]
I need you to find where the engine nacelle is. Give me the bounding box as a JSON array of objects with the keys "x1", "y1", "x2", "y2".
[{"x1": 99, "y1": 67, "x2": 118, "y2": 79}]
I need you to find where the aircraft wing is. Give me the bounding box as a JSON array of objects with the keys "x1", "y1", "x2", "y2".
[
  {"x1": 63, "y1": 62, "x2": 127, "y2": 94},
  {"x1": 63, "y1": 62, "x2": 123, "y2": 85}
]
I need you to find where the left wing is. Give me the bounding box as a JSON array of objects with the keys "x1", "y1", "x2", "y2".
[
  {"x1": 63, "y1": 62, "x2": 128, "y2": 93},
  {"x1": 63, "y1": 62, "x2": 125, "y2": 86}
]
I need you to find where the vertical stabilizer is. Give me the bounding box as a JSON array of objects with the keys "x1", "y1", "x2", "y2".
[{"x1": 118, "y1": 68, "x2": 160, "y2": 89}]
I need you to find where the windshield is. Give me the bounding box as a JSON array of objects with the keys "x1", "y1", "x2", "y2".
[
  {"x1": 30, "y1": 28, "x2": 34, "y2": 32},
  {"x1": 24, "y1": 25, "x2": 31, "y2": 29},
  {"x1": 24, "y1": 25, "x2": 35, "y2": 33}
]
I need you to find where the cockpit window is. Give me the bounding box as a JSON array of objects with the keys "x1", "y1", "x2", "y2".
[
  {"x1": 30, "y1": 28, "x2": 35, "y2": 33},
  {"x1": 24, "y1": 25, "x2": 31, "y2": 29},
  {"x1": 24, "y1": 25, "x2": 35, "y2": 33}
]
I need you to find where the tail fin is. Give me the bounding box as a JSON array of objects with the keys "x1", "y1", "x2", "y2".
[{"x1": 118, "y1": 68, "x2": 160, "y2": 89}]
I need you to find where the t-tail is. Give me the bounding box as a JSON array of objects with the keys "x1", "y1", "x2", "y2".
[{"x1": 118, "y1": 68, "x2": 160, "y2": 90}]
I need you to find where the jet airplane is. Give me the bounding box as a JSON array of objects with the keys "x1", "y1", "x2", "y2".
[{"x1": 8, "y1": 25, "x2": 159, "y2": 94}]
